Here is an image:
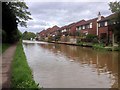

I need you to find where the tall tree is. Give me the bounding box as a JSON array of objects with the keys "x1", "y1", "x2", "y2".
[
  {"x1": 2, "y1": 2, "x2": 32, "y2": 43},
  {"x1": 109, "y1": 1, "x2": 120, "y2": 46},
  {"x1": 8, "y1": 2, "x2": 32, "y2": 27},
  {"x1": 2, "y1": 2, "x2": 18, "y2": 43}
]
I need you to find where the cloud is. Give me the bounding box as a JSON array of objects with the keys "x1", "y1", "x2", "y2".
[
  {"x1": 19, "y1": 2, "x2": 113, "y2": 33},
  {"x1": 24, "y1": 0, "x2": 120, "y2": 2}
]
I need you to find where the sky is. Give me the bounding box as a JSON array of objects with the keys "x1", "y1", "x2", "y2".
[{"x1": 18, "y1": 0, "x2": 119, "y2": 33}]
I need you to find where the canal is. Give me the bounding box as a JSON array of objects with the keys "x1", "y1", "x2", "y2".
[{"x1": 23, "y1": 40, "x2": 118, "y2": 88}]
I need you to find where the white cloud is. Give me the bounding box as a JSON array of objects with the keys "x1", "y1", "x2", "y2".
[
  {"x1": 19, "y1": 2, "x2": 114, "y2": 33},
  {"x1": 24, "y1": 0, "x2": 120, "y2": 2}
]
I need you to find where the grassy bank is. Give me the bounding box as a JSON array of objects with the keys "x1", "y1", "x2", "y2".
[
  {"x1": 77, "y1": 42, "x2": 120, "y2": 51},
  {"x1": 11, "y1": 41, "x2": 39, "y2": 89}
]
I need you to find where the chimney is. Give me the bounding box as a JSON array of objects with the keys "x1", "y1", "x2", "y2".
[{"x1": 97, "y1": 12, "x2": 101, "y2": 21}]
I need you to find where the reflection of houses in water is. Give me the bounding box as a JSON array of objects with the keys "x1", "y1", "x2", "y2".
[{"x1": 38, "y1": 43, "x2": 118, "y2": 88}]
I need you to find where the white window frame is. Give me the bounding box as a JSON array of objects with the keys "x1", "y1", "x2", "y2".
[
  {"x1": 83, "y1": 26, "x2": 85, "y2": 29},
  {"x1": 90, "y1": 23, "x2": 92, "y2": 28},
  {"x1": 79, "y1": 26, "x2": 81, "y2": 30},
  {"x1": 105, "y1": 21, "x2": 108, "y2": 26}
]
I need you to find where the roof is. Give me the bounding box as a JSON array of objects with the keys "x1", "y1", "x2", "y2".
[
  {"x1": 98, "y1": 14, "x2": 116, "y2": 22},
  {"x1": 75, "y1": 20, "x2": 86, "y2": 26},
  {"x1": 39, "y1": 30, "x2": 47, "y2": 36},
  {"x1": 49, "y1": 25, "x2": 59, "y2": 33},
  {"x1": 69, "y1": 20, "x2": 86, "y2": 33},
  {"x1": 59, "y1": 25, "x2": 68, "y2": 30},
  {"x1": 67, "y1": 23, "x2": 76, "y2": 28},
  {"x1": 76, "y1": 18, "x2": 98, "y2": 27}
]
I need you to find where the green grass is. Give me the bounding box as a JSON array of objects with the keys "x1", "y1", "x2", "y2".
[
  {"x1": 93, "y1": 44, "x2": 105, "y2": 50},
  {"x1": 11, "y1": 41, "x2": 39, "y2": 89}
]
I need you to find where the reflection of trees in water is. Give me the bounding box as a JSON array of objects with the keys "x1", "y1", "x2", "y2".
[{"x1": 38, "y1": 43, "x2": 118, "y2": 88}]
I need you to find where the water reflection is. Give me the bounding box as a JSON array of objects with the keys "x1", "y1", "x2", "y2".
[{"x1": 23, "y1": 41, "x2": 118, "y2": 88}]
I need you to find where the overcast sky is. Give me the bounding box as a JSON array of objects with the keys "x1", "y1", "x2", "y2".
[{"x1": 18, "y1": 0, "x2": 118, "y2": 33}]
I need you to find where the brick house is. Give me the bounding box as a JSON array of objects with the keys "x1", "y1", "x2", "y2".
[
  {"x1": 38, "y1": 12, "x2": 117, "y2": 44},
  {"x1": 48, "y1": 25, "x2": 59, "y2": 37},
  {"x1": 60, "y1": 26, "x2": 68, "y2": 36},
  {"x1": 97, "y1": 14, "x2": 116, "y2": 43},
  {"x1": 68, "y1": 20, "x2": 86, "y2": 43},
  {"x1": 38, "y1": 30, "x2": 47, "y2": 40},
  {"x1": 70, "y1": 20, "x2": 86, "y2": 36},
  {"x1": 76, "y1": 18, "x2": 98, "y2": 36},
  {"x1": 76, "y1": 12, "x2": 104, "y2": 37}
]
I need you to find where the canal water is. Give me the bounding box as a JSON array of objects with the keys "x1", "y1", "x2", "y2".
[{"x1": 23, "y1": 40, "x2": 118, "y2": 88}]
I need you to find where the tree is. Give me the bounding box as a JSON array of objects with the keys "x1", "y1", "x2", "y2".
[
  {"x1": 22, "y1": 31, "x2": 36, "y2": 40},
  {"x1": 2, "y1": 1, "x2": 32, "y2": 43},
  {"x1": 2, "y1": 2, "x2": 18, "y2": 43},
  {"x1": 109, "y1": 1, "x2": 120, "y2": 46},
  {"x1": 8, "y1": 2, "x2": 32, "y2": 27}
]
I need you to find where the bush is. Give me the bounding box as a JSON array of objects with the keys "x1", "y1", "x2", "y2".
[
  {"x1": 114, "y1": 47, "x2": 120, "y2": 51},
  {"x1": 76, "y1": 38, "x2": 81, "y2": 44},
  {"x1": 22, "y1": 31, "x2": 36, "y2": 40},
  {"x1": 93, "y1": 44, "x2": 105, "y2": 50},
  {"x1": 86, "y1": 34, "x2": 98, "y2": 43}
]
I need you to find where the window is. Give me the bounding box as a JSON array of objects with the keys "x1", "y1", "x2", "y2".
[
  {"x1": 83, "y1": 26, "x2": 85, "y2": 29},
  {"x1": 100, "y1": 22, "x2": 105, "y2": 27},
  {"x1": 105, "y1": 21, "x2": 108, "y2": 26},
  {"x1": 79, "y1": 26, "x2": 81, "y2": 30},
  {"x1": 90, "y1": 23, "x2": 92, "y2": 28},
  {"x1": 76, "y1": 27, "x2": 78, "y2": 31},
  {"x1": 85, "y1": 24, "x2": 90, "y2": 29}
]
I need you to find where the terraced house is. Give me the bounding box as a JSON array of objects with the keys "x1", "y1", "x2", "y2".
[
  {"x1": 97, "y1": 14, "x2": 116, "y2": 43},
  {"x1": 76, "y1": 12, "x2": 104, "y2": 36},
  {"x1": 38, "y1": 12, "x2": 116, "y2": 44}
]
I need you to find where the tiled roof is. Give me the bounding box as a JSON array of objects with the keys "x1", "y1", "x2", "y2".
[
  {"x1": 69, "y1": 20, "x2": 86, "y2": 33},
  {"x1": 59, "y1": 25, "x2": 68, "y2": 30},
  {"x1": 39, "y1": 30, "x2": 47, "y2": 36},
  {"x1": 77, "y1": 18, "x2": 98, "y2": 27},
  {"x1": 98, "y1": 14, "x2": 116, "y2": 22}
]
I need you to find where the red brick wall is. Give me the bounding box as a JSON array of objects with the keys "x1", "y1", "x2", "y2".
[
  {"x1": 80, "y1": 20, "x2": 97, "y2": 35},
  {"x1": 98, "y1": 26, "x2": 108, "y2": 38},
  {"x1": 98, "y1": 26, "x2": 113, "y2": 41}
]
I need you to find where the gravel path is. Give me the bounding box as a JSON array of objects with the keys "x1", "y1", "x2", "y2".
[{"x1": 0, "y1": 44, "x2": 17, "y2": 89}]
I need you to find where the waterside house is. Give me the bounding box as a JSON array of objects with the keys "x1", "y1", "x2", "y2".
[
  {"x1": 38, "y1": 12, "x2": 117, "y2": 45},
  {"x1": 97, "y1": 14, "x2": 117, "y2": 44}
]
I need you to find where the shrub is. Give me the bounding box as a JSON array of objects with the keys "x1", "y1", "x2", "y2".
[
  {"x1": 86, "y1": 34, "x2": 98, "y2": 43},
  {"x1": 93, "y1": 44, "x2": 105, "y2": 50}
]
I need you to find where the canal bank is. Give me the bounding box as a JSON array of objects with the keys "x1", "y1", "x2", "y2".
[
  {"x1": 48, "y1": 41, "x2": 120, "y2": 51},
  {"x1": 23, "y1": 40, "x2": 118, "y2": 88},
  {"x1": 11, "y1": 41, "x2": 39, "y2": 88}
]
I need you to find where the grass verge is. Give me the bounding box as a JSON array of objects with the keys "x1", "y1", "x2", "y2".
[{"x1": 11, "y1": 41, "x2": 39, "y2": 89}]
